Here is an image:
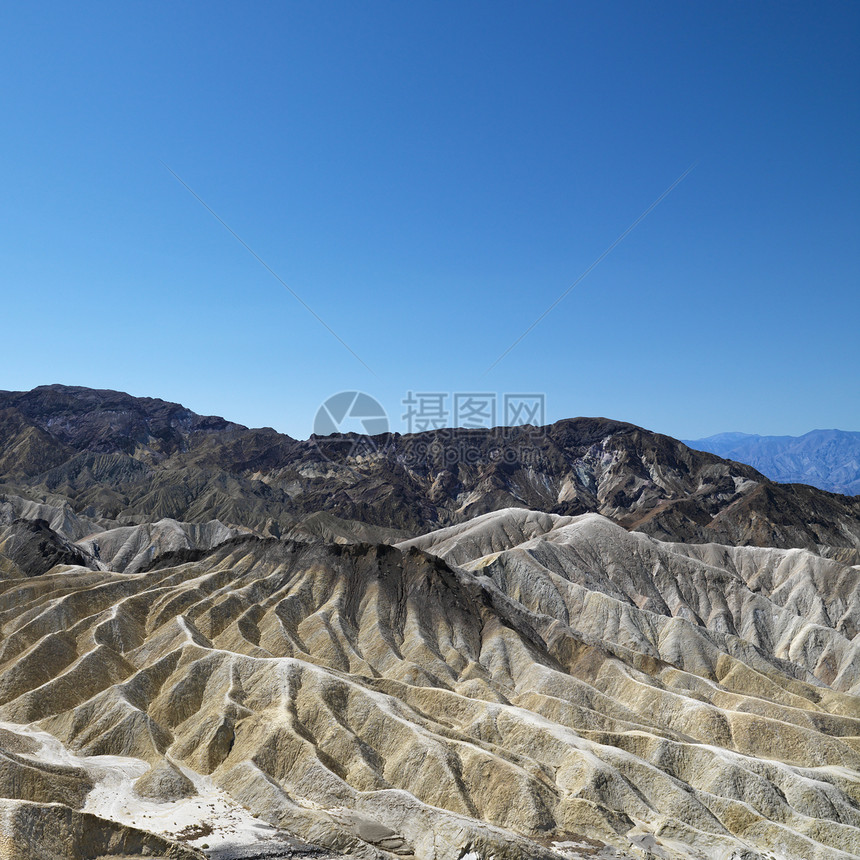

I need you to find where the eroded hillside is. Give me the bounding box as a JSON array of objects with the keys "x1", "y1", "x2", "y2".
[
  {"x1": 2, "y1": 387, "x2": 860, "y2": 859},
  {"x1": 2, "y1": 385, "x2": 860, "y2": 560},
  {"x1": 1, "y1": 508, "x2": 860, "y2": 857}
]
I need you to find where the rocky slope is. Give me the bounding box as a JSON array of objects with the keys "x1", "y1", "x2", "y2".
[
  {"x1": 2, "y1": 385, "x2": 860, "y2": 562},
  {"x1": 3, "y1": 386, "x2": 860, "y2": 859},
  {"x1": 1, "y1": 511, "x2": 860, "y2": 857},
  {"x1": 684, "y1": 430, "x2": 860, "y2": 496}
]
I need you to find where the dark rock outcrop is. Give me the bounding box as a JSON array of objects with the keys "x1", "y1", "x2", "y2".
[{"x1": 1, "y1": 386, "x2": 859, "y2": 563}]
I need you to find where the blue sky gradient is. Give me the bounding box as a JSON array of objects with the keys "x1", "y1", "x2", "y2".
[{"x1": 2, "y1": 1, "x2": 857, "y2": 438}]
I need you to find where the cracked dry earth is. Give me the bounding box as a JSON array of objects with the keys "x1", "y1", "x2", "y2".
[{"x1": 2, "y1": 508, "x2": 860, "y2": 859}]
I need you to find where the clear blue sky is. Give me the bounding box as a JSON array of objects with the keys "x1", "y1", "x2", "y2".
[{"x1": 2, "y1": 1, "x2": 857, "y2": 438}]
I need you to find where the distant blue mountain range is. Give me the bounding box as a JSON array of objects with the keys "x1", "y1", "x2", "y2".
[{"x1": 683, "y1": 430, "x2": 860, "y2": 496}]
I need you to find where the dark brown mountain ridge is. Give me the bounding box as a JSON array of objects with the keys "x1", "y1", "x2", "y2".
[{"x1": 2, "y1": 384, "x2": 859, "y2": 563}]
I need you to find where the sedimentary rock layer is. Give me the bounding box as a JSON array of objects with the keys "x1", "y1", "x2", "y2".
[
  {"x1": 1, "y1": 510, "x2": 859, "y2": 858},
  {"x1": 2, "y1": 385, "x2": 859, "y2": 559}
]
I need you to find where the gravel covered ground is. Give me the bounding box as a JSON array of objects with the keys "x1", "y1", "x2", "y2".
[{"x1": 205, "y1": 843, "x2": 342, "y2": 860}]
